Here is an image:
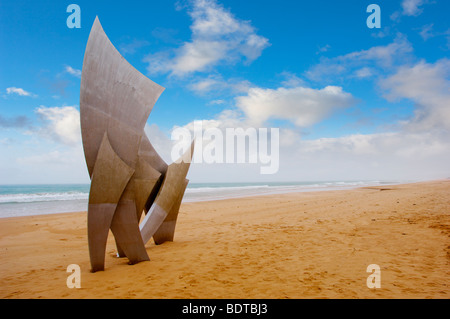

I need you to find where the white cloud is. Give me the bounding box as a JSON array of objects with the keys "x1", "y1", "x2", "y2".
[
  {"x1": 188, "y1": 74, "x2": 251, "y2": 95},
  {"x1": 279, "y1": 72, "x2": 307, "y2": 88},
  {"x1": 334, "y1": 35, "x2": 412, "y2": 66},
  {"x1": 177, "y1": 109, "x2": 245, "y2": 132},
  {"x1": 418, "y1": 24, "x2": 450, "y2": 46},
  {"x1": 189, "y1": 77, "x2": 220, "y2": 93},
  {"x1": 171, "y1": 40, "x2": 228, "y2": 74},
  {"x1": 189, "y1": 0, "x2": 245, "y2": 36},
  {"x1": 145, "y1": 0, "x2": 269, "y2": 76},
  {"x1": 182, "y1": 80, "x2": 356, "y2": 130},
  {"x1": 235, "y1": 85, "x2": 356, "y2": 127},
  {"x1": 6, "y1": 87, "x2": 35, "y2": 97},
  {"x1": 208, "y1": 99, "x2": 225, "y2": 105},
  {"x1": 64, "y1": 65, "x2": 81, "y2": 78},
  {"x1": 419, "y1": 24, "x2": 434, "y2": 40},
  {"x1": 35, "y1": 106, "x2": 81, "y2": 146},
  {"x1": 380, "y1": 58, "x2": 450, "y2": 131},
  {"x1": 354, "y1": 67, "x2": 373, "y2": 79},
  {"x1": 278, "y1": 58, "x2": 449, "y2": 181},
  {"x1": 316, "y1": 44, "x2": 331, "y2": 54},
  {"x1": 169, "y1": 113, "x2": 450, "y2": 182},
  {"x1": 281, "y1": 59, "x2": 450, "y2": 181},
  {"x1": 10, "y1": 145, "x2": 88, "y2": 184},
  {"x1": 144, "y1": 123, "x2": 175, "y2": 164},
  {"x1": 119, "y1": 39, "x2": 149, "y2": 55},
  {"x1": 306, "y1": 34, "x2": 413, "y2": 81},
  {"x1": 277, "y1": 129, "x2": 450, "y2": 181},
  {"x1": 170, "y1": 55, "x2": 450, "y2": 182},
  {"x1": 401, "y1": 0, "x2": 427, "y2": 16},
  {"x1": 145, "y1": 51, "x2": 172, "y2": 74},
  {"x1": 17, "y1": 150, "x2": 66, "y2": 165},
  {"x1": 391, "y1": 0, "x2": 431, "y2": 21}
]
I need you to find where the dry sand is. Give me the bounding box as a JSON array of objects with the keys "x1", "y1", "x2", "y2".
[{"x1": 0, "y1": 180, "x2": 449, "y2": 299}]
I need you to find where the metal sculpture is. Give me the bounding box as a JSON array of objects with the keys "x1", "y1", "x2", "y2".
[{"x1": 80, "y1": 17, "x2": 193, "y2": 272}]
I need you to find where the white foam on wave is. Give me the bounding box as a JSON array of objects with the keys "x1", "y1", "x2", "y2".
[{"x1": 0, "y1": 192, "x2": 89, "y2": 204}]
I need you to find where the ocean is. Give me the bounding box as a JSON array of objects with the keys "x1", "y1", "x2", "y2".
[{"x1": 0, "y1": 180, "x2": 403, "y2": 218}]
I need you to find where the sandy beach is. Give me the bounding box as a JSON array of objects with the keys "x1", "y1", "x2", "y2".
[{"x1": 0, "y1": 180, "x2": 449, "y2": 299}]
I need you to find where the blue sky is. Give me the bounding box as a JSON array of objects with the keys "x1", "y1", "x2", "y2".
[{"x1": 1, "y1": 0, "x2": 449, "y2": 183}]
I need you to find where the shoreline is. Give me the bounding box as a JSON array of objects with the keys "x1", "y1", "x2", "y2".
[
  {"x1": 0, "y1": 179, "x2": 426, "y2": 219},
  {"x1": 0, "y1": 179, "x2": 449, "y2": 298}
]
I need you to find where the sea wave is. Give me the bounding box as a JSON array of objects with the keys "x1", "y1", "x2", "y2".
[
  {"x1": 0, "y1": 180, "x2": 396, "y2": 205},
  {"x1": 0, "y1": 192, "x2": 89, "y2": 204},
  {"x1": 0, "y1": 180, "x2": 404, "y2": 217}
]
